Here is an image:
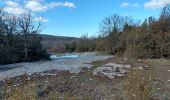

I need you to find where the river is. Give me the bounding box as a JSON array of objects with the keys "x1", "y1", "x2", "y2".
[{"x1": 0, "y1": 52, "x2": 112, "y2": 80}]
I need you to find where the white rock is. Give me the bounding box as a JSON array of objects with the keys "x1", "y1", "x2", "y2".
[
  {"x1": 108, "y1": 74, "x2": 115, "y2": 79},
  {"x1": 124, "y1": 65, "x2": 131, "y2": 69},
  {"x1": 154, "y1": 82, "x2": 158, "y2": 84},
  {"x1": 133, "y1": 67, "x2": 143, "y2": 70},
  {"x1": 117, "y1": 74, "x2": 125, "y2": 77},
  {"x1": 27, "y1": 77, "x2": 31, "y2": 80},
  {"x1": 124, "y1": 57, "x2": 128, "y2": 60},
  {"x1": 45, "y1": 81, "x2": 48, "y2": 83},
  {"x1": 93, "y1": 63, "x2": 131, "y2": 79},
  {"x1": 144, "y1": 66, "x2": 150, "y2": 68},
  {"x1": 1, "y1": 91, "x2": 4, "y2": 94}
]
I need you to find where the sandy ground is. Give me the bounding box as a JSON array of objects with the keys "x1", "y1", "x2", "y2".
[{"x1": 0, "y1": 52, "x2": 112, "y2": 80}]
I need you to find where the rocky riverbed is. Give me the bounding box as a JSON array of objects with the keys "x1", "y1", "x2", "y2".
[{"x1": 0, "y1": 52, "x2": 112, "y2": 80}]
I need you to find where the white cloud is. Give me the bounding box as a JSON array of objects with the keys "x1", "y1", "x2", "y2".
[
  {"x1": 33, "y1": 17, "x2": 48, "y2": 22},
  {"x1": 121, "y1": 2, "x2": 140, "y2": 7},
  {"x1": 48, "y1": 2, "x2": 76, "y2": 8},
  {"x1": 3, "y1": 0, "x2": 76, "y2": 13},
  {"x1": 3, "y1": 7, "x2": 27, "y2": 14},
  {"x1": 2, "y1": 0, "x2": 76, "y2": 21},
  {"x1": 3, "y1": 1, "x2": 27, "y2": 14},
  {"x1": 63, "y1": 2, "x2": 76, "y2": 8},
  {"x1": 5, "y1": 1, "x2": 19, "y2": 7},
  {"x1": 121, "y1": 2, "x2": 130, "y2": 7},
  {"x1": 144, "y1": 0, "x2": 170, "y2": 9},
  {"x1": 131, "y1": 3, "x2": 140, "y2": 7},
  {"x1": 25, "y1": 1, "x2": 48, "y2": 12}
]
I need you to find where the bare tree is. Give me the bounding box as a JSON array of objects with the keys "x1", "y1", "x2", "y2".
[
  {"x1": 99, "y1": 14, "x2": 125, "y2": 54},
  {"x1": 4, "y1": 14, "x2": 18, "y2": 42},
  {"x1": 0, "y1": 8, "x2": 4, "y2": 36},
  {"x1": 160, "y1": 5, "x2": 170, "y2": 20},
  {"x1": 18, "y1": 13, "x2": 41, "y2": 60},
  {"x1": 2, "y1": 13, "x2": 18, "y2": 63},
  {"x1": 0, "y1": 9, "x2": 48, "y2": 64},
  {"x1": 100, "y1": 14, "x2": 124, "y2": 36}
]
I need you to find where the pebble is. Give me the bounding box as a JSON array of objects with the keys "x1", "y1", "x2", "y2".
[
  {"x1": 27, "y1": 77, "x2": 31, "y2": 80},
  {"x1": 59, "y1": 97, "x2": 63, "y2": 99},
  {"x1": 154, "y1": 82, "x2": 158, "y2": 84},
  {"x1": 82, "y1": 83, "x2": 85, "y2": 86},
  {"x1": 133, "y1": 67, "x2": 143, "y2": 70},
  {"x1": 144, "y1": 66, "x2": 149, "y2": 68},
  {"x1": 125, "y1": 65, "x2": 131, "y2": 68},
  {"x1": 45, "y1": 81, "x2": 48, "y2": 83},
  {"x1": 1, "y1": 91, "x2": 4, "y2": 94},
  {"x1": 124, "y1": 57, "x2": 128, "y2": 61}
]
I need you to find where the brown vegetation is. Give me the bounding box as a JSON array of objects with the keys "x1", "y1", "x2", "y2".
[
  {"x1": 72, "y1": 5, "x2": 170, "y2": 59},
  {"x1": 123, "y1": 70, "x2": 153, "y2": 100}
]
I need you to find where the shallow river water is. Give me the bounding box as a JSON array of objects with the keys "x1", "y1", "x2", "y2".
[{"x1": 0, "y1": 52, "x2": 112, "y2": 80}]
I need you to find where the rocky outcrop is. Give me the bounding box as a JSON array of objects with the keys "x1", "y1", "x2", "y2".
[{"x1": 93, "y1": 63, "x2": 131, "y2": 79}]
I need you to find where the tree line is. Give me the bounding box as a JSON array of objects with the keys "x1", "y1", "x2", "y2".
[
  {"x1": 1, "y1": 5, "x2": 170, "y2": 64},
  {"x1": 0, "y1": 9, "x2": 49, "y2": 64},
  {"x1": 64, "y1": 34, "x2": 96, "y2": 53},
  {"x1": 67, "y1": 5, "x2": 170, "y2": 59}
]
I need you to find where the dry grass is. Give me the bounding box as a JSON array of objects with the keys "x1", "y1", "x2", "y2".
[
  {"x1": 123, "y1": 70, "x2": 153, "y2": 100},
  {"x1": 1, "y1": 58, "x2": 170, "y2": 99},
  {"x1": 8, "y1": 84, "x2": 36, "y2": 100}
]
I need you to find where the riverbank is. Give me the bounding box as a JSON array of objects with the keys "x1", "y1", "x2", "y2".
[{"x1": 0, "y1": 56, "x2": 170, "y2": 99}]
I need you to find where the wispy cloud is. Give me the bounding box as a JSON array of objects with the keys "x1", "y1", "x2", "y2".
[
  {"x1": 25, "y1": 1, "x2": 76, "y2": 12},
  {"x1": 25, "y1": 0, "x2": 48, "y2": 12},
  {"x1": 144, "y1": 0, "x2": 170, "y2": 9},
  {"x1": 2, "y1": 0, "x2": 76, "y2": 22},
  {"x1": 121, "y1": 2, "x2": 130, "y2": 7},
  {"x1": 121, "y1": 2, "x2": 140, "y2": 8},
  {"x1": 33, "y1": 17, "x2": 49, "y2": 22},
  {"x1": 5, "y1": 1, "x2": 19, "y2": 7},
  {"x1": 3, "y1": 7, "x2": 26, "y2": 14},
  {"x1": 49, "y1": 2, "x2": 76, "y2": 8},
  {"x1": 3, "y1": 0, "x2": 76, "y2": 13},
  {"x1": 3, "y1": 0, "x2": 27, "y2": 14}
]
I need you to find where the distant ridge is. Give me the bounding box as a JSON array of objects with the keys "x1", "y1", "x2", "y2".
[
  {"x1": 40, "y1": 34, "x2": 79, "y2": 41},
  {"x1": 40, "y1": 34, "x2": 79, "y2": 53}
]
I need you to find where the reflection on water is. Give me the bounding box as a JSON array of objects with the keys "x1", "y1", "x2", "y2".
[{"x1": 50, "y1": 53, "x2": 80, "y2": 59}]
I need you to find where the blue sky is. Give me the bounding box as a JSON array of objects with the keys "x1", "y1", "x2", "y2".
[{"x1": 0, "y1": 0, "x2": 168, "y2": 37}]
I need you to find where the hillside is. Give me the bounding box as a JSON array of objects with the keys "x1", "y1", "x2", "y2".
[
  {"x1": 40, "y1": 34, "x2": 79, "y2": 53},
  {"x1": 40, "y1": 34, "x2": 79, "y2": 41}
]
